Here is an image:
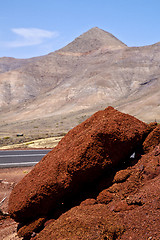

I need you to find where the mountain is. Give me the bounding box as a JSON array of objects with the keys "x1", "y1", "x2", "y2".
[
  {"x1": 0, "y1": 27, "x2": 160, "y2": 139},
  {"x1": 59, "y1": 27, "x2": 127, "y2": 53}
]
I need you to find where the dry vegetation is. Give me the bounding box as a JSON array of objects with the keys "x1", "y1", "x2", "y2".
[{"x1": 0, "y1": 136, "x2": 63, "y2": 150}]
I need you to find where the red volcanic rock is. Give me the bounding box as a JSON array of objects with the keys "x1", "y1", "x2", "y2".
[
  {"x1": 80, "y1": 198, "x2": 96, "y2": 206},
  {"x1": 17, "y1": 217, "x2": 45, "y2": 238},
  {"x1": 143, "y1": 124, "x2": 160, "y2": 153},
  {"x1": 34, "y1": 204, "x2": 125, "y2": 240},
  {"x1": 112, "y1": 169, "x2": 131, "y2": 183},
  {"x1": 96, "y1": 189, "x2": 113, "y2": 204},
  {"x1": 8, "y1": 107, "x2": 149, "y2": 225},
  {"x1": 147, "y1": 121, "x2": 157, "y2": 131},
  {"x1": 120, "y1": 175, "x2": 160, "y2": 239},
  {"x1": 103, "y1": 144, "x2": 160, "y2": 201},
  {"x1": 97, "y1": 143, "x2": 160, "y2": 211},
  {"x1": 35, "y1": 178, "x2": 160, "y2": 240},
  {"x1": 35, "y1": 145, "x2": 160, "y2": 240}
]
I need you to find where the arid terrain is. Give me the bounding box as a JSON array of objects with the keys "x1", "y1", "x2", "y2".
[
  {"x1": 0, "y1": 27, "x2": 160, "y2": 148},
  {"x1": 0, "y1": 136, "x2": 62, "y2": 150},
  {"x1": 1, "y1": 107, "x2": 159, "y2": 240},
  {"x1": 0, "y1": 28, "x2": 160, "y2": 239}
]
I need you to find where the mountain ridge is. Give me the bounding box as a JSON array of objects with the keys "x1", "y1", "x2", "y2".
[{"x1": 0, "y1": 27, "x2": 160, "y2": 140}]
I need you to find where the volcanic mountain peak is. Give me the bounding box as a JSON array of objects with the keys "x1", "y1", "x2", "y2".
[{"x1": 59, "y1": 27, "x2": 127, "y2": 53}]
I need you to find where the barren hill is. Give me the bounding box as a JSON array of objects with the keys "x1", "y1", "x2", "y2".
[
  {"x1": 59, "y1": 27, "x2": 127, "y2": 53},
  {"x1": 0, "y1": 27, "x2": 160, "y2": 140}
]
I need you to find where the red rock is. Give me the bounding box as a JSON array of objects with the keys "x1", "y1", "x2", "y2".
[
  {"x1": 80, "y1": 198, "x2": 96, "y2": 206},
  {"x1": 35, "y1": 148, "x2": 160, "y2": 240},
  {"x1": 142, "y1": 146, "x2": 160, "y2": 180},
  {"x1": 109, "y1": 199, "x2": 132, "y2": 212},
  {"x1": 97, "y1": 144, "x2": 160, "y2": 205},
  {"x1": 112, "y1": 169, "x2": 131, "y2": 183},
  {"x1": 17, "y1": 217, "x2": 45, "y2": 238},
  {"x1": 148, "y1": 122, "x2": 158, "y2": 131},
  {"x1": 120, "y1": 175, "x2": 160, "y2": 240},
  {"x1": 8, "y1": 107, "x2": 149, "y2": 224},
  {"x1": 143, "y1": 124, "x2": 160, "y2": 153},
  {"x1": 35, "y1": 177, "x2": 160, "y2": 239},
  {"x1": 147, "y1": 121, "x2": 157, "y2": 131},
  {"x1": 34, "y1": 204, "x2": 125, "y2": 240},
  {"x1": 96, "y1": 189, "x2": 113, "y2": 204},
  {"x1": 126, "y1": 194, "x2": 144, "y2": 206}
]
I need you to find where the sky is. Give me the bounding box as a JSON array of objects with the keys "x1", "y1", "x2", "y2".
[{"x1": 0, "y1": 0, "x2": 160, "y2": 59}]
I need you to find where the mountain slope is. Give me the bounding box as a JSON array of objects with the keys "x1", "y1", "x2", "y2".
[
  {"x1": 0, "y1": 57, "x2": 39, "y2": 73},
  {"x1": 0, "y1": 27, "x2": 160, "y2": 139}
]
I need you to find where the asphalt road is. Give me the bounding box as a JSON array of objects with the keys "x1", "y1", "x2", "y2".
[{"x1": 0, "y1": 149, "x2": 52, "y2": 168}]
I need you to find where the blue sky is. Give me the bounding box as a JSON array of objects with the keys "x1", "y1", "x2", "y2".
[{"x1": 0, "y1": 0, "x2": 160, "y2": 59}]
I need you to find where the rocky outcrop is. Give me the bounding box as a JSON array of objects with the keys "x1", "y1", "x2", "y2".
[
  {"x1": 8, "y1": 107, "x2": 160, "y2": 239},
  {"x1": 35, "y1": 144, "x2": 160, "y2": 240},
  {"x1": 8, "y1": 107, "x2": 149, "y2": 224}
]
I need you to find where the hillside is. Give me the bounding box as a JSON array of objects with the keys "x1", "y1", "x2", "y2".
[{"x1": 0, "y1": 27, "x2": 160, "y2": 142}]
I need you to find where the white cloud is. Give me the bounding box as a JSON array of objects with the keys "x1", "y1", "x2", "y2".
[{"x1": 5, "y1": 28, "x2": 59, "y2": 48}]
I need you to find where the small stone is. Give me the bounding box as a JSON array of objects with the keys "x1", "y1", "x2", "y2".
[
  {"x1": 80, "y1": 198, "x2": 96, "y2": 206},
  {"x1": 97, "y1": 190, "x2": 113, "y2": 204},
  {"x1": 126, "y1": 195, "x2": 144, "y2": 206},
  {"x1": 113, "y1": 169, "x2": 131, "y2": 183}
]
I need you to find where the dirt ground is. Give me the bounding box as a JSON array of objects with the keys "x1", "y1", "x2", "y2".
[{"x1": 0, "y1": 167, "x2": 33, "y2": 240}]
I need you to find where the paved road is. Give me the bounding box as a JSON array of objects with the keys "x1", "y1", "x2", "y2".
[{"x1": 0, "y1": 149, "x2": 52, "y2": 168}]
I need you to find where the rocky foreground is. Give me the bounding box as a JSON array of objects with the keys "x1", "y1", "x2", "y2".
[{"x1": 8, "y1": 107, "x2": 160, "y2": 239}]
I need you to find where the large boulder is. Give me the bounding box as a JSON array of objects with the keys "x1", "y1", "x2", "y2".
[{"x1": 8, "y1": 107, "x2": 149, "y2": 223}]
